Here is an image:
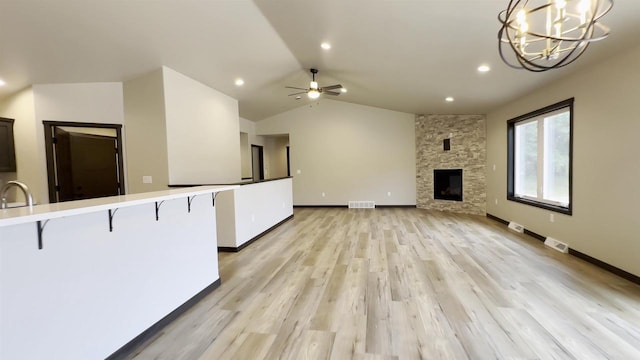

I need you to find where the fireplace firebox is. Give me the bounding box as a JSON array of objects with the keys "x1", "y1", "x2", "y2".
[{"x1": 434, "y1": 169, "x2": 463, "y2": 201}]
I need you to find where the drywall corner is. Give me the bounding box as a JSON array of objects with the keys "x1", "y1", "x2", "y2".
[{"x1": 123, "y1": 69, "x2": 170, "y2": 193}]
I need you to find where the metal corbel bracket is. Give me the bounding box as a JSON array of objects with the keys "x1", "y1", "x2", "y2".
[
  {"x1": 108, "y1": 208, "x2": 119, "y2": 232},
  {"x1": 36, "y1": 219, "x2": 50, "y2": 250},
  {"x1": 187, "y1": 195, "x2": 197, "y2": 213},
  {"x1": 155, "y1": 201, "x2": 164, "y2": 221}
]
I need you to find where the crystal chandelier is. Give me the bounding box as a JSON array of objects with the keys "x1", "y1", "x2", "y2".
[{"x1": 498, "y1": 0, "x2": 613, "y2": 72}]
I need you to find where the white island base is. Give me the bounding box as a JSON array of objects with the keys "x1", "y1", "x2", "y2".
[
  {"x1": 216, "y1": 177, "x2": 294, "y2": 251},
  {"x1": 0, "y1": 186, "x2": 236, "y2": 360}
]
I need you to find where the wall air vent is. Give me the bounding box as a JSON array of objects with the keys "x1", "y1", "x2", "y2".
[
  {"x1": 544, "y1": 237, "x2": 569, "y2": 253},
  {"x1": 348, "y1": 201, "x2": 375, "y2": 209},
  {"x1": 507, "y1": 221, "x2": 524, "y2": 233}
]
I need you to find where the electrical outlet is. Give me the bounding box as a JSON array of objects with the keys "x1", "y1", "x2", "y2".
[
  {"x1": 322, "y1": 192, "x2": 326, "y2": 197},
  {"x1": 251, "y1": 214, "x2": 255, "y2": 222},
  {"x1": 142, "y1": 176, "x2": 152, "y2": 184},
  {"x1": 495, "y1": 198, "x2": 498, "y2": 205},
  {"x1": 296, "y1": 169, "x2": 301, "y2": 174},
  {"x1": 492, "y1": 164, "x2": 496, "y2": 171},
  {"x1": 387, "y1": 191, "x2": 392, "y2": 197},
  {"x1": 550, "y1": 213, "x2": 555, "y2": 222}
]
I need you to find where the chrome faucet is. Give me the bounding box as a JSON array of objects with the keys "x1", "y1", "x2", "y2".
[{"x1": 0, "y1": 181, "x2": 34, "y2": 209}]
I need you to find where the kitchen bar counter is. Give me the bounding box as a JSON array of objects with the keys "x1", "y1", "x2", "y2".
[
  {"x1": 169, "y1": 175, "x2": 292, "y2": 187},
  {"x1": 0, "y1": 185, "x2": 238, "y2": 227},
  {"x1": 0, "y1": 185, "x2": 237, "y2": 360}
]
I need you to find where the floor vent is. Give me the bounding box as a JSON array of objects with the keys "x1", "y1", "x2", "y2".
[
  {"x1": 508, "y1": 221, "x2": 524, "y2": 233},
  {"x1": 348, "y1": 201, "x2": 375, "y2": 209},
  {"x1": 545, "y1": 237, "x2": 569, "y2": 253}
]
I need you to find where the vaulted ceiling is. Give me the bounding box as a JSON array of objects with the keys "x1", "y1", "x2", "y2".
[{"x1": 1, "y1": 0, "x2": 639, "y2": 121}]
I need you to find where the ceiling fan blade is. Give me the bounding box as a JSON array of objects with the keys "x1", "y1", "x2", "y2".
[
  {"x1": 322, "y1": 84, "x2": 343, "y2": 90},
  {"x1": 288, "y1": 92, "x2": 307, "y2": 96},
  {"x1": 285, "y1": 86, "x2": 307, "y2": 90},
  {"x1": 324, "y1": 90, "x2": 341, "y2": 96}
]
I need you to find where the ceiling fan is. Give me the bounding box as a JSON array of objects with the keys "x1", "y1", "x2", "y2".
[{"x1": 286, "y1": 68, "x2": 343, "y2": 99}]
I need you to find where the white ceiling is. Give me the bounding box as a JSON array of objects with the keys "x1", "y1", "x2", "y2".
[{"x1": 1, "y1": 0, "x2": 639, "y2": 121}]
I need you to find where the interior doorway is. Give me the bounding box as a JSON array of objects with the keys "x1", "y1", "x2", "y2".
[
  {"x1": 251, "y1": 144, "x2": 264, "y2": 182},
  {"x1": 44, "y1": 121, "x2": 125, "y2": 203}
]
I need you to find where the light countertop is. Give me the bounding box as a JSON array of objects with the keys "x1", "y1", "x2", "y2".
[{"x1": 0, "y1": 185, "x2": 238, "y2": 227}]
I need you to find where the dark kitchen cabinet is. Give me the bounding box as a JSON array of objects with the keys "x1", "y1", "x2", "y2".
[{"x1": 0, "y1": 117, "x2": 16, "y2": 172}]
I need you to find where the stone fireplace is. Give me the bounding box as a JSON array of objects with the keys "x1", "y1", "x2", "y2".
[{"x1": 415, "y1": 114, "x2": 486, "y2": 215}]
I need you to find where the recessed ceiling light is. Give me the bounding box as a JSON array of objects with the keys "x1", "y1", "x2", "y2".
[
  {"x1": 478, "y1": 65, "x2": 491, "y2": 72},
  {"x1": 445, "y1": 97, "x2": 454, "y2": 102},
  {"x1": 340, "y1": 88, "x2": 347, "y2": 93},
  {"x1": 234, "y1": 78, "x2": 244, "y2": 86},
  {"x1": 321, "y1": 42, "x2": 331, "y2": 50},
  {"x1": 0, "y1": 79, "x2": 6, "y2": 87}
]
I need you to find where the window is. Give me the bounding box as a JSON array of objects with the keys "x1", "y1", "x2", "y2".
[{"x1": 507, "y1": 98, "x2": 573, "y2": 215}]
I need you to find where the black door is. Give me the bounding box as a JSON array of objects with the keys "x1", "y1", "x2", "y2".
[{"x1": 54, "y1": 128, "x2": 119, "y2": 201}]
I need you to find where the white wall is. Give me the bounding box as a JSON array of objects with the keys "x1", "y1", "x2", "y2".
[
  {"x1": 32, "y1": 83, "x2": 124, "y2": 125},
  {"x1": 240, "y1": 117, "x2": 264, "y2": 147},
  {"x1": 263, "y1": 135, "x2": 289, "y2": 179},
  {"x1": 162, "y1": 67, "x2": 241, "y2": 184},
  {"x1": 239, "y1": 118, "x2": 254, "y2": 179},
  {"x1": 257, "y1": 99, "x2": 416, "y2": 206},
  {"x1": 123, "y1": 69, "x2": 170, "y2": 193},
  {"x1": 240, "y1": 132, "x2": 251, "y2": 179},
  {"x1": 486, "y1": 44, "x2": 640, "y2": 277}
]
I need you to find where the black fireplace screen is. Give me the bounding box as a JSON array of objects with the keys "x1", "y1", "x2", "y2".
[{"x1": 434, "y1": 169, "x2": 463, "y2": 201}]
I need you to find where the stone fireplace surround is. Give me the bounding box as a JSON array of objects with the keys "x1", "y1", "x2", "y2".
[{"x1": 415, "y1": 114, "x2": 486, "y2": 215}]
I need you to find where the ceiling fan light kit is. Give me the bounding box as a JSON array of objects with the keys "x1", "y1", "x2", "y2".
[
  {"x1": 286, "y1": 68, "x2": 343, "y2": 99},
  {"x1": 308, "y1": 89, "x2": 320, "y2": 99},
  {"x1": 498, "y1": 0, "x2": 613, "y2": 72}
]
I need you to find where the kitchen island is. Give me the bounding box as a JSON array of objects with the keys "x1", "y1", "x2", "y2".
[
  {"x1": 216, "y1": 177, "x2": 293, "y2": 251},
  {"x1": 171, "y1": 177, "x2": 294, "y2": 251},
  {"x1": 0, "y1": 185, "x2": 237, "y2": 360}
]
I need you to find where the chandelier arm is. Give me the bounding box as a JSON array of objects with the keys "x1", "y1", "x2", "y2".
[
  {"x1": 592, "y1": 0, "x2": 614, "y2": 22},
  {"x1": 498, "y1": 21, "x2": 526, "y2": 69},
  {"x1": 515, "y1": 50, "x2": 547, "y2": 72},
  {"x1": 553, "y1": 43, "x2": 591, "y2": 69},
  {"x1": 498, "y1": 31, "x2": 524, "y2": 69},
  {"x1": 522, "y1": 22, "x2": 609, "y2": 43},
  {"x1": 500, "y1": 37, "x2": 544, "y2": 71},
  {"x1": 520, "y1": 38, "x2": 589, "y2": 71},
  {"x1": 498, "y1": 10, "x2": 546, "y2": 70}
]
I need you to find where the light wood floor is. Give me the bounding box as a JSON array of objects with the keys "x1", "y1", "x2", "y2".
[{"x1": 127, "y1": 208, "x2": 640, "y2": 359}]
